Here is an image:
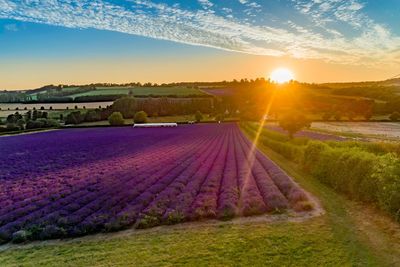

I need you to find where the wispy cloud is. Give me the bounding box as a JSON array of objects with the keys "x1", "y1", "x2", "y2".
[
  {"x1": 0, "y1": 0, "x2": 399, "y2": 66},
  {"x1": 4, "y1": 23, "x2": 17, "y2": 31}
]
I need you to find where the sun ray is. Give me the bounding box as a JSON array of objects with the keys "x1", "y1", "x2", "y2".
[{"x1": 241, "y1": 88, "x2": 277, "y2": 197}]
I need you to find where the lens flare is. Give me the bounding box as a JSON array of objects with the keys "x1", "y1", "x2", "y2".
[{"x1": 270, "y1": 68, "x2": 294, "y2": 84}]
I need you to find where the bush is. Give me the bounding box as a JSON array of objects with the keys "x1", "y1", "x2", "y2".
[
  {"x1": 65, "y1": 111, "x2": 83, "y2": 125},
  {"x1": 16, "y1": 119, "x2": 25, "y2": 130},
  {"x1": 46, "y1": 119, "x2": 60, "y2": 127},
  {"x1": 12, "y1": 230, "x2": 30, "y2": 243},
  {"x1": 84, "y1": 110, "x2": 101, "y2": 122},
  {"x1": 108, "y1": 112, "x2": 125, "y2": 126},
  {"x1": 195, "y1": 110, "x2": 203, "y2": 122},
  {"x1": 389, "y1": 111, "x2": 400, "y2": 121},
  {"x1": 26, "y1": 120, "x2": 45, "y2": 129},
  {"x1": 303, "y1": 141, "x2": 400, "y2": 220},
  {"x1": 39, "y1": 225, "x2": 66, "y2": 240},
  {"x1": 6, "y1": 123, "x2": 20, "y2": 131},
  {"x1": 25, "y1": 119, "x2": 59, "y2": 129},
  {"x1": 112, "y1": 96, "x2": 137, "y2": 118},
  {"x1": 373, "y1": 154, "x2": 400, "y2": 221},
  {"x1": 134, "y1": 111, "x2": 148, "y2": 124},
  {"x1": 243, "y1": 122, "x2": 400, "y2": 222}
]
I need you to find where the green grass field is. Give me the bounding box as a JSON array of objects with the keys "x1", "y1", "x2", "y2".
[
  {"x1": 1, "y1": 125, "x2": 400, "y2": 266},
  {"x1": 68, "y1": 87, "x2": 206, "y2": 98}
]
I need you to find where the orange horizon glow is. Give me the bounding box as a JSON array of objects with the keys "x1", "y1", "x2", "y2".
[
  {"x1": 270, "y1": 68, "x2": 295, "y2": 84},
  {"x1": 0, "y1": 52, "x2": 397, "y2": 90}
]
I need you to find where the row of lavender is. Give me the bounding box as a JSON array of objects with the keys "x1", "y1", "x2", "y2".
[{"x1": 0, "y1": 124, "x2": 313, "y2": 243}]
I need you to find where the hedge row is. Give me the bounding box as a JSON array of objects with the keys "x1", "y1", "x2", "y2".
[{"x1": 242, "y1": 122, "x2": 400, "y2": 222}]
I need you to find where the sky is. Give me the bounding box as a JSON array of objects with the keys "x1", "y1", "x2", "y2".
[{"x1": 0, "y1": 0, "x2": 399, "y2": 90}]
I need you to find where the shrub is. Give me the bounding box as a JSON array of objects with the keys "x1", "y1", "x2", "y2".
[
  {"x1": 65, "y1": 111, "x2": 83, "y2": 125},
  {"x1": 112, "y1": 96, "x2": 136, "y2": 118},
  {"x1": 39, "y1": 225, "x2": 66, "y2": 240},
  {"x1": 46, "y1": 119, "x2": 60, "y2": 127},
  {"x1": 134, "y1": 111, "x2": 148, "y2": 124},
  {"x1": 12, "y1": 230, "x2": 30, "y2": 243},
  {"x1": 373, "y1": 154, "x2": 400, "y2": 221},
  {"x1": 16, "y1": 119, "x2": 25, "y2": 130},
  {"x1": 195, "y1": 110, "x2": 203, "y2": 122},
  {"x1": 84, "y1": 110, "x2": 101, "y2": 122},
  {"x1": 243, "y1": 122, "x2": 400, "y2": 222},
  {"x1": 26, "y1": 120, "x2": 45, "y2": 129},
  {"x1": 6, "y1": 123, "x2": 20, "y2": 131},
  {"x1": 389, "y1": 111, "x2": 400, "y2": 121},
  {"x1": 108, "y1": 112, "x2": 125, "y2": 126}
]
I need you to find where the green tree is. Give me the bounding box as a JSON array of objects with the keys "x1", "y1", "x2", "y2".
[
  {"x1": 108, "y1": 112, "x2": 125, "y2": 126},
  {"x1": 134, "y1": 111, "x2": 148, "y2": 124},
  {"x1": 279, "y1": 113, "x2": 310, "y2": 139},
  {"x1": 112, "y1": 96, "x2": 137, "y2": 118},
  {"x1": 195, "y1": 111, "x2": 203, "y2": 122},
  {"x1": 84, "y1": 110, "x2": 101, "y2": 122}
]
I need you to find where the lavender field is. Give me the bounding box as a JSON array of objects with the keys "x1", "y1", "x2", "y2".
[{"x1": 0, "y1": 124, "x2": 313, "y2": 243}]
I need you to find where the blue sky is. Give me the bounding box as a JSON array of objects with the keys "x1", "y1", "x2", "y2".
[{"x1": 0, "y1": 0, "x2": 399, "y2": 88}]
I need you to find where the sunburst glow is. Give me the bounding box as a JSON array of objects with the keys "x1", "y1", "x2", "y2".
[{"x1": 270, "y1": 68, "x2": 294, "y2": 84}]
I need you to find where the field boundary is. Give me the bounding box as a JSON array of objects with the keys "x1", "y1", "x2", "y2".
[{"x1": 0, "y1": 204, "x2": 325, "y2": 252}]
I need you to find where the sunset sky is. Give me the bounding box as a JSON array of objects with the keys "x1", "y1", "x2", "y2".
[{"x1": 1, "y1": 0, "x2": 399, "y2": 90}]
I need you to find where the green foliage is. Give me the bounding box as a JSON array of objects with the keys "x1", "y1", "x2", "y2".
[
  {"x1": 6, "y1": 113, "x2": 22, "y2": 124},
  {"x1": 304, "y1": 144, "x2": 378, "y2": 202},
  {"x1": 134, "y1": 111, "x2": 148, "y2": 124},
  {"x1": 112, "y1": 96, "x2": 137, "y2": 118},
  {"x1": 26, "y1": 120, "x2": 45, "y2": 129},
  {"x1": 195, "y1": 110, "x2": 203, "y2": 122},
  {"x1": 12, "y1": 230, "x2": 30, "y2": 243},
  {"x1": 279, "y1": 113, "x2": 310, "y2": 138},
  {"x1": 108, "y1": 112, "x2": 125, "y2": 126},
  {"x1": 5, "y1": 123, "x2": 20, "y2": 131},
  {"x1": 302, "y1": 140, "x2": 400, "y2": 221},
  {"x1": 16, "y1": 119, "x2": 25, "y2": 130},
  {"x1": 243, "y1": 122, "x2": 400, "y2": 222},
  {"x1": 372, "y1": 154, "x2": 400, "y2": 221},
  {"x1": 84, "y1": 110, "x2": 101, "y2": 122},
  {"x1": 65, "y1": 111, "x2": 83, "y2": 125}
]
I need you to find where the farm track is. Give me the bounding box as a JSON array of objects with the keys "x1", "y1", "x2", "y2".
[{"x1": 0, "y1": 124, "x2": 317, "y2": 243}]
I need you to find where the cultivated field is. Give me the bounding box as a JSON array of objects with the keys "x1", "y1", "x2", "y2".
[
  {"x1": 265, "y1": 123, "x2": 346, "y2": 141},
  {"x1": 0, "y1": 124, "x2": 314, "y2": 243},
  {"x1": 311, "y1": 122, "x2": 400, "y2": 140},
  {"x1": 68, "y1": 86, "x2": 206, "y2": 98}
]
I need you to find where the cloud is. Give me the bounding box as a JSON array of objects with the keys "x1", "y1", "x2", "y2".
[
  {"x1": 4, "y1": 23, "x2": 17, "y2": 31},
  {"x1": 0, "y1": 0, "x2": 398, "y2": 66},
  {"x1": 198, "y1": 0, "x2": 213, "y2": 9}
]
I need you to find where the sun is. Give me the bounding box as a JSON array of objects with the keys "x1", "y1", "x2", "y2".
[{"x1": 270, "y1": 68, "x2": 295, "y2": 84}]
